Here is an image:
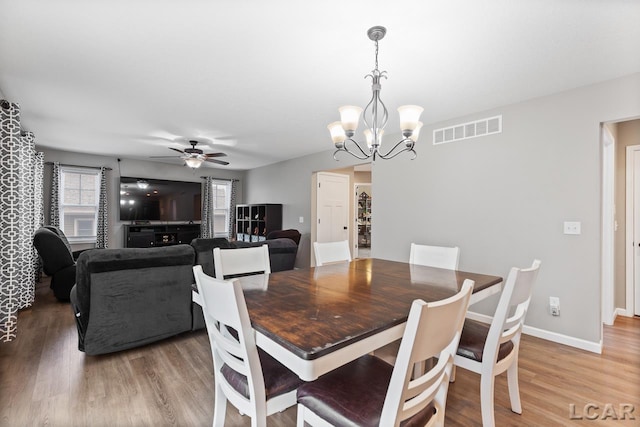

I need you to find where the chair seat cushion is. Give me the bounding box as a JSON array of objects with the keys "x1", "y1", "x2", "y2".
[
  {"x1": 457, "y1": 318, "x2": 514, "y2": 362},
  {"x1": 221, "y1": 348, "x2": 303, "y2": 400},
  {"x1": 297, "y1": 355, "x2": 435, "y2": 427}
]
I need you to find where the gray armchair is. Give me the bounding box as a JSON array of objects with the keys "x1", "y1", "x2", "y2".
[{"x1": 70, "y1": 245, "x2": 196, "y2": 355}]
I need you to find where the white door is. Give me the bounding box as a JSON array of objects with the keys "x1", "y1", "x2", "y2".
[
  {"x1": 316, "y1": 172, "x2": 349, "y2": 245},
  {"x1": 634, "y1": 149, "x2": 640, "y2": 315}
]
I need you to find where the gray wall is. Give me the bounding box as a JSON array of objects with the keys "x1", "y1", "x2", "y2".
[
  {"x1": 245, "y1": 72, "x2": 640, "y2": 346},
  {"x1": 38, "y1": 148, "x2": 245, "y2": 249},
  {"x1": 243, "y1": 153, "x2": 362, "y2": 267}
]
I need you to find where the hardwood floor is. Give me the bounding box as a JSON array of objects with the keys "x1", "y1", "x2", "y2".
[{"x1": 1, "y1": 280, "x2": 638, "y2": 426}]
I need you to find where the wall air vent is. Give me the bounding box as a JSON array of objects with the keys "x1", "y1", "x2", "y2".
[{"x1": 433, "y1": 115, "x2": 502, "y2": 145}]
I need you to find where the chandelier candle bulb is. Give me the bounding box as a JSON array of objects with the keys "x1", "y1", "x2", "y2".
[
  {"x1": 338, "y1": 106, "x2": 363, "y2": 132},
  {"x1": 328, "y1": 122, "x2": 347, "y2": 144},
  {"x1": 364, "y1": 128, "x2": 384, "y2": 148},
  {"x1": 409, "y1": 122, "x2": 423, "y2": 143},
  {"x1": 398, "y1": 105, "x2": 424, "y2": 131},
  {"x1": 329, "y1": 26, "x2": 424, "y2": 161}
]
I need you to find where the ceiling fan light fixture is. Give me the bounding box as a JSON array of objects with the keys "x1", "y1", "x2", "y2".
[{"x1": 184, "y1": 156, "x2": 204, "y2": 169}]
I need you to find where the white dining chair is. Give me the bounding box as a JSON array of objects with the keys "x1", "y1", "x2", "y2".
[
  {"x1": 313, "y1": 240, "x2": 351, "y2": 266},
  {"x1": 409, "y1": 243, "x2": 460, "y2": 270},
  {"x1": 193, "y1": 265, "x2": 302, "y2": 427},
  {"x1": 213, "y1": 245, "x2": 271, "y2": 279},
  {"x1": 375, "y1": 242, "x2": 461, "y2": 366},
  {"x1": 453, "y1": 259, "x2": 541, "y2": 427},
  {"x1": 296, "y1": 280, "x2": 474, "y2": 427}
]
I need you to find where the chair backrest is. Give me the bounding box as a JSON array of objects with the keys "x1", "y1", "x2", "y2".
[
  {"x1": 380, "y1": 280, "x2": 474, "y2": 425},
  {"x1": 266, "y1": 229, "x2": 301, "y2": 246},
  {"x1": 409, "y1": 243, "x2": 460, "y2": 270},
  {"x1": 43, "y1": 225, "x2": 74, "y2": 255},
  {"x1": 33, "y1": 227, "x2": 75, "y2": 275},
  {"x1": 213, "y1": 245, "x2": 271, "y2": 279},
  {"x1": 313, "y1": 240, "x2": 352, "y2": 266},
  {"x1": 484, "y1": 259, "x2": 541, "y2": 364},
  {"x1": 193, "y1": 265, "x2": 268, "y2": 420}
]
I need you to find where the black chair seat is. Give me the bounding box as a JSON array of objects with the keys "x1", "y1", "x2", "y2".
[
  {"x1": 457, "y1": 318, "x2": 514, "y2": 362},
  {"x1": 297, "y1": 355, "x2": 435, "y2": 427},
  {"x1": 221, "y1": 348, "x2": 303, "y2": 400}
]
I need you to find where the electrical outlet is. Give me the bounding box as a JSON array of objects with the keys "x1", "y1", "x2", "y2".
[
  {"x1": 549, "y1": 297, "x2": 560, "y2": 316},
  {"x1": 563, "y1": 221, "x2": 581, "y2": 235}
]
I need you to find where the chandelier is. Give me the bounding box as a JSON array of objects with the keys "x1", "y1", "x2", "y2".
[{"x1": 328, "y1": 26, "x2": 424, "y2": 161}]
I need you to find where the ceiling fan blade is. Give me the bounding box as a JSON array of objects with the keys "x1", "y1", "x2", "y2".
[
  {"x1": 169, "y1": 147, "x2": 185, "y2": 154},
  {"x1": 203, "y1": 152, "x2": 227, "y2": 158},
  {"x1": 204, "y1": 158, "x2": 230, "y2": 166}
]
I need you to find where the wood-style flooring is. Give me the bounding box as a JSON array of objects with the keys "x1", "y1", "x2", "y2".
[{"x1": 1, "y1": 280, "x2": 638, "y2": 426}]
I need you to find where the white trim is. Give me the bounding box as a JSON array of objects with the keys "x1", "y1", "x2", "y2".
[
  {"x1": 625, "y1": 145, "x2": 640, "y2": 317},
  {"x1": 466, "y1": 311, "x2": 603, "y2": 354},
  {"x1": 601, "y1": 125, "x2": 615, "y2": 326},
  {"x1": 256, "y1": 324, "x2": 405, "y2": 381},
  {"x1": 613, "y1": 307, "x2": 628, "y2": 320},
  {"x1": 522, "y1": 325, "x2": 602, "y2": 354}
]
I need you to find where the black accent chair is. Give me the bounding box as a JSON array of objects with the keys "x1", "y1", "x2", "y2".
[{"x1": 33, "y1": 226, "x2": 87, "y2": 301}]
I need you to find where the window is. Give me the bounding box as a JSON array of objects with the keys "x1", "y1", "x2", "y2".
[
  {"x1": 59, "y1": 167, "x2": 101, "y2": 243},
  {"x1": 210, "y1": 180, "x2": 231, "y2": 238}
]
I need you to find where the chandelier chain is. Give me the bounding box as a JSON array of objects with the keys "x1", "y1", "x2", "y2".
[{"x1": 374, "y1": 39, "x2": 379, "y2": 71}]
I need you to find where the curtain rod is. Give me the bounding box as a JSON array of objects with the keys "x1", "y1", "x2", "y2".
[
  {"x1": 45, "y1": 162, "x2": 112, "y2": 171},
  {"x1": 200, "y1": 177, "x2": 239, "y2": 181}
]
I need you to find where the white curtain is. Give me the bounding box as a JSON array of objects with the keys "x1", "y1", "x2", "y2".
[{"x1": 0, "y1": 100, "x2": 44, "y2": 342}]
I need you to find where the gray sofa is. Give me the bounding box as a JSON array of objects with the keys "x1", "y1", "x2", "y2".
[{"x1": 70, "y1": 237, "x2": 298, "y2": 355}]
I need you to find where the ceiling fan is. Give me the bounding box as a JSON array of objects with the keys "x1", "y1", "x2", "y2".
[{"x1": 151, "y1": 140, "x2": 229, "y2": 167}]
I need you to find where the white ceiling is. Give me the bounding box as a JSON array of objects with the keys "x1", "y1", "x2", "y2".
[{"x1": 1, "y1": 1, "x2": 639, "y2": 170}]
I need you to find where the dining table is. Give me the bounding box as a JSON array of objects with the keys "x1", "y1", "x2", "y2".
[{"x1": 194, "y1": 257, "x2": 503, "y2": 381}]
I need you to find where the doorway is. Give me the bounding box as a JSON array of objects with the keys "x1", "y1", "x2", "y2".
[
  {"x1": 354, "y1": 183, "x2": 372, "y2": 258},
  {"x1": 626, "y1": 144, "x2": 640, "y2": 316},
  {"x1": 602, "y1": 117, "x2": 640, "y2": 324}
]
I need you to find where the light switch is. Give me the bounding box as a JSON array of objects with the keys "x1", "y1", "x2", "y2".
[
  {"x1": 299, "y1": 216, "x2": 304, "y2": 223},
  {"x1": 564, "y1": 221, "x2": 581, "y2": 235}
]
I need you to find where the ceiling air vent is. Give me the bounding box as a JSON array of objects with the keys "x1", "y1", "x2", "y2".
[{"x1": 433, "y1": 115, "x2": 502, "y2": 145}]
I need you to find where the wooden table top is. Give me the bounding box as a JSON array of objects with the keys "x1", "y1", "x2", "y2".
[{"x1": 236, "y1": 258, "x2": 502, "y2": 361}]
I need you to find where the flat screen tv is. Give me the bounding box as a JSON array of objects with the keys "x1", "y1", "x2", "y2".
[{"x1": 119, "y1": 177, "x2": 202, "y2": 222}]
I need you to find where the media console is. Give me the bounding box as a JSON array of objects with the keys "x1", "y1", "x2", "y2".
[{"x1": 123, "y1": 224, "x2": 201, "y2": 248}]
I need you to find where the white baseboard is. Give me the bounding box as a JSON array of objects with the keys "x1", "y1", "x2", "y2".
[
  {"x1": 615, "y1": 307, "x2": 633, "y2": 317},
  {"x1": 466, "y1": 311, "x2": 603, "y2": 354}
]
